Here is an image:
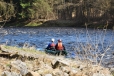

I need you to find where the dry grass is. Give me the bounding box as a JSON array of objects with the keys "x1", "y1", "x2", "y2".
[{"x1": 1, "y1": 45, "x2": 46, "y2": 55}]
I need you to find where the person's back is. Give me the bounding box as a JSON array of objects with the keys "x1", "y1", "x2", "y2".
[
  {"x1": 46, "y1": 38, "x2": 55, "y2": 50},
  {"x1": 55, "y1": 39, "x2": 67, "y2": 56},
  {"x1": 55, "y1": 39, "x2": 65, "y2": 50}
]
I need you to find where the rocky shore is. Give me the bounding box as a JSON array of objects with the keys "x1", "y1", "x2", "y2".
[{"x1": 0, "y1": 45, "x2": 113, "y2": 76}]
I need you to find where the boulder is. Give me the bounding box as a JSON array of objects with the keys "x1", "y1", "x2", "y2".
[
  {"x1": 27, "y1": 71, "x2": 40, "y2": 76},
  {"x1": 45, "y1": 74, "x2": 52, "y2": 76},
  {"x1": 1, "y1": 71, "x2": 21, "y2": 76},
  {"x1": 52, "y1": 59, "x2": 69, "y2": 69},
  {"x1": 52, "y1": 69, "x2": 63, "y2": 76},
  {"x1": 11, "y1": 60, "x2": 28, "y2": 75}
]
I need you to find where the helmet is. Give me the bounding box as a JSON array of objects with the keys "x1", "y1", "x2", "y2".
[
  {"x1": 58, "y1": 39, "x2": 62, "y2": 42},
  {"x1": 51, "y1": 38, "x2": 55, "y2": 42}
]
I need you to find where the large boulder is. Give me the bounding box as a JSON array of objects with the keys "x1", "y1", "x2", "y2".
[{"x1": 11, "y1": 60, "x2": 28, "y2": 75}]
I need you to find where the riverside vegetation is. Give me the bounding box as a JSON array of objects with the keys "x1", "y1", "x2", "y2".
[
  {"x1": 0, "y1": 0, "x2": 114, "y2": 28},
  {"x1": 0, "y1": 45, "x2": 113, "y2": 76}
]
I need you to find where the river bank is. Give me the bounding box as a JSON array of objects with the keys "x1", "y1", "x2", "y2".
[
  {"x1": 3, "y1": 20, "x2": 113, "y2": 29},
  {"x1": 0, "y1": 45, "x2": 113, "y2": 76}
]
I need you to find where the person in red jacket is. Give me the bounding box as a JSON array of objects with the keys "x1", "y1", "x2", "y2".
[
  {"x1": 55, "y1": 39, "x2": 67, "y2": 56},
  {"x1": 55, "y1": 39, "x2": 65, "y2": 50}
]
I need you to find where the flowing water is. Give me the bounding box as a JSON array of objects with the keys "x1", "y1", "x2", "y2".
[{"x1": 0, "y1": 27, "x2": 114, "y2": 66}]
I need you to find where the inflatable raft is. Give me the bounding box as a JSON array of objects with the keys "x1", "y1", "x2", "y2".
[{"x1": 45, "y1": 49, "x2": 67, "y2": 56}]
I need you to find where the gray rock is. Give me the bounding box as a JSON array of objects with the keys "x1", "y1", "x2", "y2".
[
  {"x1": 45, "y1": 74, "x2": 52, "y2": 76},
  {"x1": 93, "y1": 73, "x2": 112, "y2": 76},
  {"x1": 108, "y1": 65, "x2": 114, "y2": 68},
  {"x1": 1, "y1": 71, "x2": 22, "y2": 76},
  {"x1": 27, "y1": 71, "x2": 40, "y2": 76},
  {"x1": 63, "y1": 73, "x2": 69, "y2": 76},
  {"x1": 110, "y1": 68, "x2": 114, "y2": 72},
  {"x1": 11, "y1": 60, "x2": 28, "y2": 75},
  {"x1": 52, "y1": 59, "x2": 69, "y2": 69},
  {"x1": 1, "y1": 71, "x2": 12, "y2": 76}
]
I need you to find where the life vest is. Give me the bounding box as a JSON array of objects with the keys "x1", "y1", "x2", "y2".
[
  {"x1": 50, "y1": 43, "x2": 55, "y2": 48},
  {"x1": 57, "y1": 42, "x2": 63, "y2": 50}
]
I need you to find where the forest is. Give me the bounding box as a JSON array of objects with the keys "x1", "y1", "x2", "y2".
[{"x1": 0, "y1": 0, "x2": 114, "y2": 28}]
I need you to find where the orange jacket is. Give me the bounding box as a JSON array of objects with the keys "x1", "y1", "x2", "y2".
[
  {"x1": 50, "y1": 43, "x2": 55, "y2": 48},
  {"x1": 55, "y1": 42, "x2": 64, "y2": 50}
]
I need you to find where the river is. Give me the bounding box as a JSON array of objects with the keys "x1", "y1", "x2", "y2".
[{"x1": 0, "y1": 27, "x2": 114, "y2": 66}]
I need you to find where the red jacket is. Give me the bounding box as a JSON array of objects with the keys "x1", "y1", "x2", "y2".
[{"x1": 55, "y1": 42, "x2": 65, "y2": 51}]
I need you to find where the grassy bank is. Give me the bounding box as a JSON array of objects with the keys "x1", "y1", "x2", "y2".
[
  {"x1": 1, "y1": 45, "x2": 46, "y2": 55},
  {"x1": 0, "y1": 45, "x2": 113, "y2": 76},
  {"x1": 2, "y1": 19, "x2": 113, "y2": 29}
]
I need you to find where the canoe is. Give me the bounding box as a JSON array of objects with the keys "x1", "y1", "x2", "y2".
[
  {"x1": 45, "y1": 49, "x2": 67, "y2": 56},
  {"x1": 37, "y1": 48, "x2": 76, "y2": 59}
]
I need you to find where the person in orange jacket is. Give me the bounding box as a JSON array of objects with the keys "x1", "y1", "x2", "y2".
[{"x1": 55, "y1": 39, "x2": 67, "y2": 56}]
